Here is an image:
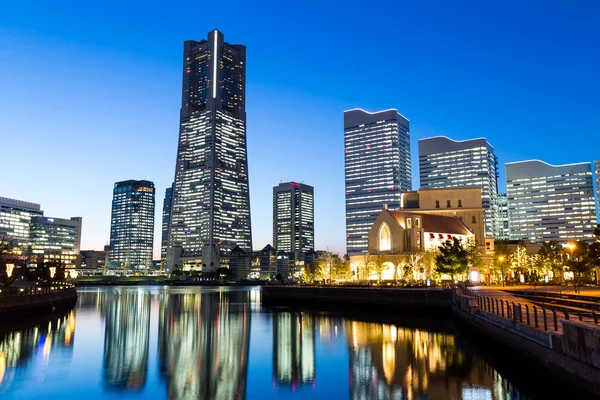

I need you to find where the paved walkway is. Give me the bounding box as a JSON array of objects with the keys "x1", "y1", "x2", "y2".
[
  {"x1": 467, "y1": 286, "x2": 596, "y2": 334},
  {"x1": 480, "y1": 284, "x2": 600, "y2": 298}
]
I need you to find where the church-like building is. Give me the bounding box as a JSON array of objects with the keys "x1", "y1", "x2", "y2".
[{"x1": 349, "y1": 187, "x2": 494, "y2": 282}]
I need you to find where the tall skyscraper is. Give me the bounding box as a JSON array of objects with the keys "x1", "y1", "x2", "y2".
[
  {"x1": 273, "y1": 182, "x2": 314, "y2": 253},
  {"x1": 168, "y1": 29, "x2": 252, "y2": 272},
  {"x1": 506, "y1": 160, "x2": 596, "y2": 242},
  {"x1": 161, "y1": 184, "x2": 173, "y2": 260},
  {"x1": 497, "y1": 193, "x2": 510, "y2": 240},
  {"x1": 109, "y1": 180, "x2": 155, "y2": 271},
  {"x1": 595, "y1": 160, "x2": 600, "y2": 221},
  {"x1": 418, "y1": 136, "x2": 499, "y2": 239},
  {"x1": 30, "y1": 216, "x2": 82, "y2": 268},
  {"x1": 0, "y1": 196, "x2": 43, "y2": 248},
  {"x1": 344, "y1": 109, "x2": 411, "y2": 255}
]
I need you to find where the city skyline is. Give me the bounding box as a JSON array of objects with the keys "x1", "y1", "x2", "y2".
[{"x1": 2, "y1": 2, "x2": 600, "y2": 258}]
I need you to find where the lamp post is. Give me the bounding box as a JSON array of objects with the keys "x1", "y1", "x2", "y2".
[{"x1": 567, "y1": 243, "x2": 576, "y2": 293}]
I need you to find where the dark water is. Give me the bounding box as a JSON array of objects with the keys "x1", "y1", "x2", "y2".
[{"x1": 0, "y1": 286, "x2": 591, "y2": 399}]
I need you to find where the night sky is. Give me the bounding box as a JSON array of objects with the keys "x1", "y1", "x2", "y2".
[{"x1": 1, "y1": 0, "x2": 598, "y2": 257}]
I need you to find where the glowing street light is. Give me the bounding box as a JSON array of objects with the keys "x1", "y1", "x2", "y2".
[{"x1": 5, "y1": 264, "x2": 15, "y2": 278}]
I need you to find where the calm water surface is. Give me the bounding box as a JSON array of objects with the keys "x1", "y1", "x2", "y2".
[{"x1": 0, "y1": 286, "x2": 589, "y2": 399}]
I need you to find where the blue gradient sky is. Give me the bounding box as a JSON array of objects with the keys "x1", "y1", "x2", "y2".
[{"x1": 1, "y1": 1, "x2": 599, "y2": 258}]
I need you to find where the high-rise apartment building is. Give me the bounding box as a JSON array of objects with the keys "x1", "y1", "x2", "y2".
[
  {"x1": 109, "y1": 180, "x2": 155, "y2": 271},
  {"x1": 0, "y1": 196, "x2": 43, "y2": 247},
  {"x1": 273, "y1": 182, "x2": 314, "y2": 253},
  {"x1": 161, "y1": 184, "x2": 173, "y2": 260},
  {"x1": 344, "y1": 109, "x2": 411, "y2": 255},
  {"x1": 30, "y1": 216, "x2": 82, "y2": 268},
  {"x1": 418, "y1": 137, "x2": 499, "y2": 239},
  {"x1": 595, "y1": 160, "x2": 600, "y2": 221},
  {"x1": 168, "y1": 30, "x2": 252, "y2": 272},
  {"x1": 506, "y1": 160, "x2": 596, "y2": 241},
  {"x1": 497, "y1": 193, "x2": 510, "y2": 240}
]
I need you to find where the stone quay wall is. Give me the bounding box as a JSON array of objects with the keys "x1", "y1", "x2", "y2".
[{"x1": 0, "y1": 287, "x2": 78, "y2": 320}]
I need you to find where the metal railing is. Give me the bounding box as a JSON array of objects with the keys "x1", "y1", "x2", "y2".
[
  {"x1": 474, "y1": 294, "x2": 599, "y2": 331},
  {"x1": 0, "y1": 283, "x2": 76, "y2": 297}
]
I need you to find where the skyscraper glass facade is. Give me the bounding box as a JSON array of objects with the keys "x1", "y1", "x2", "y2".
[
  {"x1": 169, "y1": 30, "x2": 251, "y2": 271},
  {"x1": 344, "y1": 109, "x2": 411, "y2": 255},
  {"x1": 0, "y1": 196, "x2": 43, "y2": 248},
  {"x1": 418, "y1": 137, "x2": 499, "y2": 239},
  {"x1": 29, "y1": 216, "x2": 82, "y2": 268},
  {"x1": 506, "y1": 160, "x2": 596, "y2": 242},
  {"x1": 109, "y1": 180, "x2": 155, "y2": 270},
  {"x1": 595, "y1": 160, "x2": 600, "y2": 222},
  {"x1": 273, "y1": 182, "x2": 314, "y2": 253},
  {"x1": 497, "y1": 193, "x2": 510, "y2": 240},
  {"x1": 161, "y1": 184, "x2": 173, "y2": 260}
]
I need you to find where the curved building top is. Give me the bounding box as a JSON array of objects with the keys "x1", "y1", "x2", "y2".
[
  {"x1": 418, "y1": 136, "x2": 493, "y2": 156},
  {"x1": 506, "y1": 159, "x2": 592, "y2": 180},
  {"x1": 343, "y1": 108, "x2": 409, "y2": 128}
]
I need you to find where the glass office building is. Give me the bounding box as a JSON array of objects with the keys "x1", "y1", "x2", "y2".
[
  {"x1": 344, "y1": 109, "x2": 411, "y2": 255},
  {"x1": 506, "y1": 160, "x2": 596, "y2": 241},
  {"x1": 273, "y1": 182, "x2": 314, "y2": 253},
  {"x1": 29, "y1": 216, "x2": 82, "y2": 268},
  {"x1": 168, "y1": 30, "x2": 252, "y2": 271},
  {"x1": 0, "y1": 196, "x2": 43, "y2": 248},
  {"x1": 161, "y1": 184, "x2": 173, "y2": 260},
  {"x1": 109, "y1": 180, "x2": 155, "y2": 271},
  {"x1": 418, "y1": 136, "x2": 499, "y2": 239},
  {"x1": 595, "y1": 160, "x2": 600, "y2": 221},
  {"x1": 497, "y1": 193, "x2": 510, "y2": 240}
]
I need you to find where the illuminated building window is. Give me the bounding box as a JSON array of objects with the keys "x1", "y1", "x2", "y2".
[
  {"x1": 406, "y1": 218, "x2": 412, "y2": 229},
  {"x1": 379, "y1": 223, "x2": 391, "y2": 251}
]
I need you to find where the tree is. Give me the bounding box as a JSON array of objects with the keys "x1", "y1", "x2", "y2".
[
  {"x1": 362, "y1": 254, "x2": 375, "y2": 281},
  {"x1": 465, "y1": 237, "x2": 483, "y2": 269},
  {"x1": 390, "y1": 253, "x2": 406, "y2": 283},
  {"x1": 374, "y1": 254, "x2": 387, "y2": 281},
  {"x1": 0, "y1": 236, "x2": 28, "y2": 287},
  {"x1": 589, "y1": 226, "x2": 600, "y2": 284},
  {"x1": 510, "y1": 244, "x2": 530, "y2": 284},
  {"x1": 538, "y1": 241, "x2": 566, "y2": 283},
  {"x1": 434, "y1": 238, "x2": 468, "y2": 282},
  {"x1": 566, "y1": 241, "x2": 592, "y2": 293},
  {"x1": 331, "y1": 257, "x2": 351, "y2": 281}
]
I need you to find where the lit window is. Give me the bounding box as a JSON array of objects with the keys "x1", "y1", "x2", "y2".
[
  {"x1": 406, "y1": 218, "x2": 412, "y2": 229},
  {"x1": 379, "y1": 223, "x2": 391, "y2": 251}
]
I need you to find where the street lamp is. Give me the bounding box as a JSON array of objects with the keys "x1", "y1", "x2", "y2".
[{"x1": 566, "y1": 243, "x2": 576, "y2": 292}]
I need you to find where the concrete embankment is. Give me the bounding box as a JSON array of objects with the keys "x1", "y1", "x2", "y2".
[
  {"x1": 453, "y1": 290, "x2": 600, "y2": 396},
  {"x1": 262, "y1": 285, "x2": 452, "y2": 313},
  {"x1": 0, "y1": 288, "x2": 78, "y2": 321}
]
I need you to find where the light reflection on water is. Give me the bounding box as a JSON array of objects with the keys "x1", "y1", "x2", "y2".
[{"x1": 0, "y1": 286, "x2": 582, "y2": 399}]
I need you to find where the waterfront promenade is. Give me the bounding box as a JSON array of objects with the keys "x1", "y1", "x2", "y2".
[{"x1": 0, "y1": 282, "x2": 78, "y2": 320}]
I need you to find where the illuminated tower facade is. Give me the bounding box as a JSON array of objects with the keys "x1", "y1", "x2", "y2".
[
  {"x1": 595, "y1": 160, "x2": 600, "y2": 221},
  {"x1": 109, "y1": 180, "x2": 155, "y2": 271},
  {"x1": 344, "y1": 109, "x2": 411, "y2": 255},
  {"x1": 418, "y1": 136, "x2": 499, "y2": 239},
  {"x1": 506, "y1": 160, "x2": 596, "y2": 241},
  {"x1": 273, "y1": 182, "x2": 314, "y2": 253},
  {"x1": 168, "y1": 29, "x2": 251, "y2": 272}
]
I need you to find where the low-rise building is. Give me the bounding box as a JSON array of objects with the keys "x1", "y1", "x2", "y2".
[{"x1": 349, "y1": 206, "x2": 474, "y2": 281}]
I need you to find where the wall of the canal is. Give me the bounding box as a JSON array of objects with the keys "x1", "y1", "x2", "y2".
[
  {"x1": 0, "y1": 289, "x2": 78, "y2": 321},
  {"x1": 262, "y1": 285, "x2": 600, "y2": 396},
  {"x1": 261, "y1": 286, "x2": 452, "y2": 314}
]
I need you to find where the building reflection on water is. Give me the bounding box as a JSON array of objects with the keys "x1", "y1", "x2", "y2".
[
  {"x1": 347, "y1": 321, "x2": 513, "y2": 400},
  {"x1": 102, "y1": 289, "x2": 151, "y2": 391},
  {"x1": 158, "y1": 290, "x2": 251, "y2": 400},
  {"x1": 0, "y1": 310, "x2": 76, "y2": 393},
  {"x1": 272, "y1": 312, "x2": 315, "y2": 389}
]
